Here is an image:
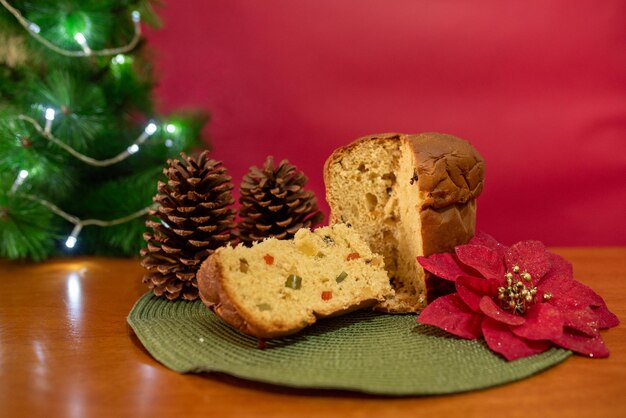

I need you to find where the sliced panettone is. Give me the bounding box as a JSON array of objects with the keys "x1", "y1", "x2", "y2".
[
  {"x1": 324, "y1": 132, "x2": 485, "y2": 313},
  {"x1": 197, "y1": 223, "x2": 394, "y2": 338}
]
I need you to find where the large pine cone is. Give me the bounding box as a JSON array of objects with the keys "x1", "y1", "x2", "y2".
[
  {"x1": 140, "y1": 151, "x2": 236, "y2": 300},
  {"x1": 238, "y1": 156, "x2": 323, "y2": 246}
]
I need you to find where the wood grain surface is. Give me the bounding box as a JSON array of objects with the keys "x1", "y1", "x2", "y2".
[{"x1": 1, "y1": 248, "x2": 625, "y2": 418}]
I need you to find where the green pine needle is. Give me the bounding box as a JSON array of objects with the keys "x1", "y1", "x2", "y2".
[{"x1": 0, "y1": 183, "x2": 59, "y2": 261}]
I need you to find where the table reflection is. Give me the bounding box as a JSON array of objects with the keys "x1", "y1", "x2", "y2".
[{"x1": 65, "y1": 268, "x2": 86, "y2": 328}]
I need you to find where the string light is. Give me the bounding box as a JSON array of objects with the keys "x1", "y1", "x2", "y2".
[
  {"x1": 44, "y1": 107, "x2": 55, "y2": 133},
  {"x1": 0, "y1": 0, "x2": 142, "y2": 58},
  {"x1": 28, "y1": 22, "x2": 40, "y2": 34},
  {"x1": 112, "y1": 54, "x2": 126, "y2": 65},
  {"x1": 44, "y1": 108, "x2": 55, "y2": 119},
  {"x1": 129, "y1": 121, "x2": 158, "y2": 155},
  {"x1": 18, "y1": 114, "x2": 162, "y2": 167},
  {"x1": 10, "y1": 170, "x2": 29, "y2": 193},
  {"x1": 73, "y1": 32, "x2": 92, "y2": 55},
  {"x1": 65, "y1": 224, "x2": 82, "y2": 249},
  {"x1": 164, "y1": 124, "x2": 177, "y2": 147},
  {"x1": 144, "y1": 122, "x2": 158, "y2": 136},
  {"x1": 19, "y1": 193, "x2": 155, "y2": 252}
]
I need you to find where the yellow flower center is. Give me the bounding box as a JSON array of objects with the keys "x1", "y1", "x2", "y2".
[{"x1": 497, "y1": 265, "x2": 539, "y2": 314}]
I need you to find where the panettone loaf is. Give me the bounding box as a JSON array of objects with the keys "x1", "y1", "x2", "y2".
[
  {"x1": 324, "y1": 132, "x2": 484, "y2": 313},
  {"x1": 197, "y1": 224, "x2": 394, "y2": 338}
]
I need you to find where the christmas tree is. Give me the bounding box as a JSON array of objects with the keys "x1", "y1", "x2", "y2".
[{"x1": 0, "y1": 0, "x2": 207, "y2": 260}]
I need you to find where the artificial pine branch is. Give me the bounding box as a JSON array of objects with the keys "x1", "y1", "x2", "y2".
[{"x1": 0, "y1": 1, "x2": 209, "y2": 260}]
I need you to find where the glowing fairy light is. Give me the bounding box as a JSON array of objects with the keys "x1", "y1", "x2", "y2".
[
  {"x1": 112, "y1": 54, "x2": 126, "y2": 65},
  {"x1": 164, "y1": 139, "x2": 174, "y2": 147},
  {"x1": 44, "y1": 108, "x2": 55, "y2": 133},
  {"x1": 28, "y1": 22, "x2": 40, "y2": 34},
  {"x1": 134, "y1": 121, "x2": 158, "y2": 146},
  {"x1": 64, "y1": 235, "x2": 77, "y2": 248},
  {"x1": 165, "y1": 124, "x2": 176, "y2": 133},
  {"x1": 65, "y1": 224, "x2": 82, "y2": 249},
  {"x1": 45, "y1": 108, "x2": 55, "y2": 120},
  {"x1": 10, "y1": 169, "x2": 29, "y2": 193},
  {"x1": 73, "y1": 32, "x2": 92, "y2": 55},
  {"x1": 145, "y1": 122, "x2": 157, "y2": 135},
  {"x1": 131, "y1": 10, "x2": 141, "y2": 23},
  {"x1": 127, "y1": 122, "x2": 157, "y2": 153}
]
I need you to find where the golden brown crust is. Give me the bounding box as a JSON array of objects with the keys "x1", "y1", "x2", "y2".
[
  {"x1": 406, "y1": 132, "x2": 483, "y2": 256},
  {"x1": 407, "y1": 132, "x2": 484, "y2": 210},
  {"x1": 197, "y1": 254, "x2": 297, "y2": 339}
]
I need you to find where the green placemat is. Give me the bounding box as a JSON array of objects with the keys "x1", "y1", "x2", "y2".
[{"x1": 127, "y1": 292, "x2": 571, "y2": 395}]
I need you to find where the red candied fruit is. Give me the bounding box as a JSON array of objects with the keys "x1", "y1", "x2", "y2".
[
  {"x1": 346, "y1": 252, "x2": 360, "y2": 261},
  {"x1": 263, "y1": 254, "x2": 274, "y2": 265}
]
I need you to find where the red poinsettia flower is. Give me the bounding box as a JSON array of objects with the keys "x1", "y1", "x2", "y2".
[{"x1": 417, "y1": 232, "x2": 619, "y2": 361}]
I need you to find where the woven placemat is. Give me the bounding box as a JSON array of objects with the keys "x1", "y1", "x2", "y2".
[{"x1": 127, "y1": 292, "x2": 571, "y2": 395}]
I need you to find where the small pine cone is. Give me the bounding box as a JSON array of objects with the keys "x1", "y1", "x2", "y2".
[
  {"x1": 140, "y1": 151, "x2": 236, "y2": 300},
  {"x1": 238, "y1": 156, "x2": 324, "y2": 246}
]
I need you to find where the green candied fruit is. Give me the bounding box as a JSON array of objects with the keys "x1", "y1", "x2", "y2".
[
  {"x1": 285, "y1": 274, "x2": 302, "y2": 289},
  {"x1": 336, "y1": 271, "x2": 348, "y2": 283},
  {"x1": 257, "y1": 303, "x2": 271, "y2": 311}
]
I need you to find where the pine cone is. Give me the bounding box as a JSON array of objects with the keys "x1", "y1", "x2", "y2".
[
  {"x1": 140, "y1": 151, "x2": 236, "y2": 300},
  {"x1": 238, "y1": 156, "x2": 324, "y2": 245}
]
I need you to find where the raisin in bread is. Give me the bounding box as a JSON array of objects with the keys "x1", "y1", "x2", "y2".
[
  {"x1": 324, "y1": 132, "x2": 485, "y2": 313},
  {"x1": 197, "y1": 223, "x2": 394, "y2": 338}
]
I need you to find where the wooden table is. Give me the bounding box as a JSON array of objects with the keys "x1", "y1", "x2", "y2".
[{"x1": 1, "y1": 248, "x2": 625, "y2": 418}]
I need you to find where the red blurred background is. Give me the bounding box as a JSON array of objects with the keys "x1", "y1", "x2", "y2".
[{"x1": 145, "y1": 1, "x2": 626, "y2": 246}]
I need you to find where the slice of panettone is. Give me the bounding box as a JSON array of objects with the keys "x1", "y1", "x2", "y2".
[{"x1": 197, "y1": 224, "x2": 394, "y2": 338}]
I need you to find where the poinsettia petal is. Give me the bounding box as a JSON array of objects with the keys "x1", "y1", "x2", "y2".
[
  {"x1": 468, "y1": 232, "x2": 507, "y2": 257},
  {"x1": 551, "y1": 328, "x2": 610, "y2": 358},
  {"x1": 547, "y1": 252, "x2": 573, "y2": 279},
  {"x1": 456, "y1": 245, "x2": 506, "y2": 280},
  {"x1": 417, "y1": 252, "x2": 477, "y2": 282},
  {"x1": 418, "y1": 294, "x2": 483, "y2": 339},
  {"x1": 549, "y1": 279, "x2": 619, "y2": 329},
  {"x1": 456, "y1": 275, "x2": 498, "y2": 311},
  {"x1": 479, "y1": 296, "x2": 526, "y2": 326},
  {"x1": 532, "y1": 252, "x2": 573, "y2": 288},
  {"x1": 561, "y1": 279, "x2": 604, "y2": 307},
  {"x1": 592, "y1": 305, "x2": 620, "y2": 329},
  {"x1": 559, "y1": 306, "x2": 599, "y2": 337},
  {"x1": 505, "y1": 240, "x2": 551, "y2": 279},
  {"x1": 482, "y1": 317, "x2": 552, "y2": 361},
  {"x1": 512, "y1": 303, "x2": 564, "y2": 340},
  {"x1": 540, "y1": 272, "x2": 575, "y2": 296},
  {"x1": 567, "y1": 282, "x2": 617, "y2": 327}
]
